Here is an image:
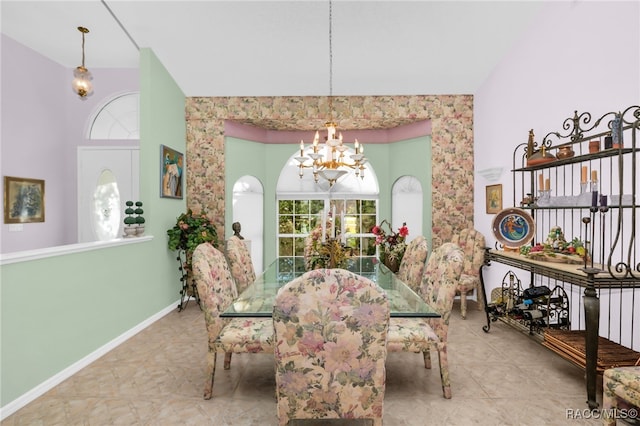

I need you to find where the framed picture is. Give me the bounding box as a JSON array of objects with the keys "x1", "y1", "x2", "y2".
[
  {"x1": 486, "y1": 184, "x2": 503, "y2": 214},
  {"x1": 160, "y1": 145, "x2": 184, "y2": 199},
  {"x1": 4, "y1": 176, "x2": 45, "y2": 223}
]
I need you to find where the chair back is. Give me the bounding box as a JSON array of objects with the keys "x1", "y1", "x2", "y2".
[
  {"x1": 451, "y1": 228, "x2": 486, "y2": 278},
  {"x1": 417, "y1": 242, "x2": 464, "y2": 339},
  {"x1": 273, "y1": 268, "x2": 390, "y2": 425},
  {"x1": 397, "y1": 235, "x2": 429, "y2": 292},
  {"x1": 192, "y1": 242, "x2": 236, "y2": 343},
  {"x1": 225, "y1": 235, "x2": 256, "y2": 294}
]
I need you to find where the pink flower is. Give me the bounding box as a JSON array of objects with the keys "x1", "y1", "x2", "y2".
[{"x1": 398, "y1": 224, "x2": 409, "y2": 237}]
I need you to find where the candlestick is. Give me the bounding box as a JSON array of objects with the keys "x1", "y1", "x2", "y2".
[
  {"x1": 544, "y1": 178, "x2": 550, "y2": 191},
  {"x1": 591, "y1": 170, "x2": 597, "y2": 182},
  {"x1": 341, "y1": 212, "x2": 346, "y2": 244},
  {"x1": 600, "y1": 194, "x2": 608, "y2": 207},
  {"x1": 538, "y1": 173, "x2": 544, "y2": 189},
  {"x1": 581, "y1": 217, "x2": 591, "y2": 270},
  {"x1": 322, "y1": 210, "x2": 326, "y2": 243},
  {"x1": 591, "y1": 190, "x2": 598, "y2": 207},
  {"x1": 581, "y1": 166, "x2": 588, "y2": 183},
  {"x1": 331, "y1": 206, "x2": 336, "y2": 239}
]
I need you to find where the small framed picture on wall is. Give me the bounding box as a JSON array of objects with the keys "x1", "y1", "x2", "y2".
[
  {"x1": 4, "y1": 176, "x2": 45, "y2": 223},
  {"x1": 486, "y1": 184, "x2": 502, "y2": 214},
  {"x1": 160, "y1": 145, "x2": 184, "y2": 199}
]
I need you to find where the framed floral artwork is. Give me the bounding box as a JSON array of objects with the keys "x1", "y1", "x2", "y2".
[
  {"x1": 160, "y1": 145, "x2": 184, "y2": 199},
  {"x1": 486, "y1": 184, "x2": 502, "y2": 214},
  {"x1": 4, "y1": 176, "x2": 45, "y2": 223}
]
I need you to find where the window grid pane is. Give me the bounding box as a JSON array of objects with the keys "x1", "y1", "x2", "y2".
[{"x1": 277, "y1": 198, "x2": 377, "y2": 275}]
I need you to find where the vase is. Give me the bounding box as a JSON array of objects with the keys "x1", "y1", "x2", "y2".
[
  {"x1": 123, "y1": 226, "x2": 137, "y2": 238},
  {"x1": 556, "y1": 146, "x2": 574, "y2": 159},
  {"x1": 135, "y1": 225, "x2": 145, "y2": 237},
  {"x1": 381, "y1": 252, "x2": 401, "y2": 273}
]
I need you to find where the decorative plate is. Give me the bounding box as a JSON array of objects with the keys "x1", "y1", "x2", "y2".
[{"x1": 492, "y1": 207, "x2": 535, "y2": 249}]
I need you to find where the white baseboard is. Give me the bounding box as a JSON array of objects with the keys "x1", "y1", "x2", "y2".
[{"x1": 0, "y1": 301, "x2": 180, "y2": 421}]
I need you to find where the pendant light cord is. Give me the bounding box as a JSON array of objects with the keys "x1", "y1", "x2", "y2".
[{"x1": 81, "y1": 31, "x2": 86, "y2": 67}]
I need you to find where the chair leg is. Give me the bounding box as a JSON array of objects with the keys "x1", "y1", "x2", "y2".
[
  {"x1": 204, "y1": 350, "x2": 217, "y2": 400},
  {"x1": 460, "y1": 292, "x2": 468, "y2": 319},
  {"x1": 437, "y1": 343, "x2": 451, "y2": 399},
  {"x1": 476, "y1": 284, "x2": 485, "y2": 310},
  {"x1": 602, "y1": 378, "x2": 618, "y2": 426},
  {"x1": 224, "y1": 352, "x2": 232, "y2": 370},
  {"x1": 423, "y1": 350, "x2": 431, "y2": 369}
]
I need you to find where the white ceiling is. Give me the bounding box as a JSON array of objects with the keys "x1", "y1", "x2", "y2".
[{"x1": 1, "y1": 0, "x2": 545, "y2": 98}]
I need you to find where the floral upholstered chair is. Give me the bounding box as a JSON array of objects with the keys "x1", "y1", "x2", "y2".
[
  {"x1": 273, "y1": 268, "x2": 390, "y2": 426},
  {"x1": 225, "y1": 235, "x2": 256, "y2": 294},
  {"x1": 192, "y1": 242, "x2": 273, "y2": 400},
  {"x1": 396, "y1": 235, "x2": 429, "y2": 292},
  {"x1": 603, "y1": 365, "x2": 640, "y2": 426},
  {"x1": 387, "y1": 242, "x2": 464, "y2": 399},
  {"x1": 451, "y1": 228, "x2": 486, "y2": 319}
]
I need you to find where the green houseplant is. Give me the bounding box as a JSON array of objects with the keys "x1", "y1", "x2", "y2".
[
  {"x1": 134, "y1": 201, "x2": 145, "y2": 236},
  {"x1": 123, "y1": 201, "x2": 137, "y2": 238},
  {"x1": 167, "y1": 209, "x2": 219, "y2": 310}
]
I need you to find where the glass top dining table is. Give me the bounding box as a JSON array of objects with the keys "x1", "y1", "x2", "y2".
[{"x1": 221, "y1": 258, "x2": 441, "y2": 318}]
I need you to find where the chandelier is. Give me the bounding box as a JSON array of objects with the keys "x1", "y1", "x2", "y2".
[
  {"x1": 295, "y1": 1, "x2": 366, "y2": 187},
  {"x1": 72, "y1": 26, "x2": 93, "y2": 98}
]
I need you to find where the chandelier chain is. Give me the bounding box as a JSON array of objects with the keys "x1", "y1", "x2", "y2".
[
  {"x1": 295, "y1": 0, "x2": 365, "y2": 187},
  {"x1": 328, "y1": 0, "x2": 333, "y2": 120}
]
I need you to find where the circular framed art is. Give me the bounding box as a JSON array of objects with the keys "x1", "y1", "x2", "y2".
[{"x1": 492, "y1": 207, "x2": 535, "y2": 249}]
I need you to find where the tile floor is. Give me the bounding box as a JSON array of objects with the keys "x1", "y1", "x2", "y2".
[{"x1": 2, "y1": 300, "x2": 604, "y2": 425}]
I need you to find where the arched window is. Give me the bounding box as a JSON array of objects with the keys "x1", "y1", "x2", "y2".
[{"x1": 88, "y1": 92, "x2": 140, "y2": 139}]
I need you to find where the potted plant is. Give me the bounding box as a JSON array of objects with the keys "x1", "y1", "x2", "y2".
[
  {"x1": 134, "y1": 201, "x2": 145, "y2": 236},
  {"x1": 167, "y1": 209, "x2": 219, "y2": 309},
  {"x1": 123, "y1": 201, "x2": 137, "y2": 238}
]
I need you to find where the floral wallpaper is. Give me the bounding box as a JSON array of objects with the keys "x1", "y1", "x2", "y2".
[{"x1": 185, "y1": 95, "x2": 474, "y2": 248}]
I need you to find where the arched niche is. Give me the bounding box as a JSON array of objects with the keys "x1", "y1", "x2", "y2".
[
  {"x1": 392, "y1": 175, "x2": 423, "y2": 243},
  {"x1": 232, "y1": 176, "x2": 264, "y2": 272}
]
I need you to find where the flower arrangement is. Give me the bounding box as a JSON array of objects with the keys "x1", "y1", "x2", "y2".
[
  {"x1": 305, "y1": 222, "x2": 351, "y2": 270},
  {"x1": 372, "y1": 220, "x2": 409, "y2": 272}
]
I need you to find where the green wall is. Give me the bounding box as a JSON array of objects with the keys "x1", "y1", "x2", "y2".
[
  {"x1": 225, "y1": 135, "x2": 432, "y2": 266},
  {"x1": 0, "y1": 48, "x2": 186, "y2": 409}
]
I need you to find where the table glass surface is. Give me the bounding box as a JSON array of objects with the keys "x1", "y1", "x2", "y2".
[{"x1": 221, "y1": 258, "x2": 440, "y2": 318}]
